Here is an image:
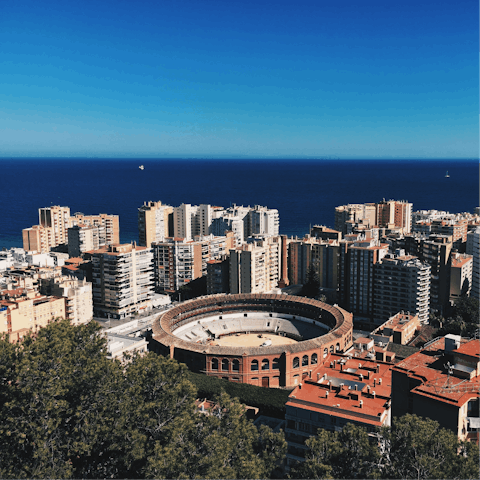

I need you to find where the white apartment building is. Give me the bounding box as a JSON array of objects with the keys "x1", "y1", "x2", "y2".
[
  {"x1": 152, "y1": 234, "x2": 232, "y2": 292},
  {"x1": 173, "y1": 203, "x2": 213, "y2": 240},
  {"x1": 68, "y1": 224, "x2": 103, "y2": 257},
  {"x1": 90, "y1": 244, "x2": 154, "y2": 319},
  {"x1": 373, "y1": 251, "x2": 431, "y2": 325},
  {"x1": 210, "y1": 215, "x2": 244, "y2": 246},
  {"x1": 249, "y1": 205, "x2": 280, "y2": 237}
]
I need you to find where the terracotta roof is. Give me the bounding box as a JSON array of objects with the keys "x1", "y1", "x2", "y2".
[{"x1": 455, "y1": 339, "x2": 480, "y2": 359}]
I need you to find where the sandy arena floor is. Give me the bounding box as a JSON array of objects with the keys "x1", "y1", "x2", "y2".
[{"x1": 212, "y1": 333, "x2": 298, "y2": 347}]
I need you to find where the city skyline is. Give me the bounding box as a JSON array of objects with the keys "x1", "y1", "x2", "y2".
[{"x1": 1, "y1": 0, "x2": 477, "y2": 159}]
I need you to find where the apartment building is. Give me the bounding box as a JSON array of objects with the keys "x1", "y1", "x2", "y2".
[
  {"x1": 375, "y1": 199, "x2": 412, "y2": 234},
  {"x1": 90, "y1": 243, "x2": 154, "y2": 319},
  {"x1": 373, "y1": 251, "x2": 430, "y2": 325},
  {"x1": 152, "y1": 234, "x2": 233, "y2": 292},
  {"x1": 69, "y1": 212, "x2": 120, "y2": 246},
  {"x1": 67, "y1": 224, "x2": 103, "y2": 257},
  {"x1": 334, "y1": 203, "x2": 376, "y2": 235},
  {"x1": 338, "y1": 239, "x2": 389, "y2": 324},
  {"x1": 449, "y1": 253, "x2": 473, "y2": 302},
  {"x1": 466, "y1": 227, "x2": 480, "y2": 300},
  {"x1": 229, "y1": 236, "x2": 281, "y2": 294},
  {"x1": 0, "y1": 284, "x2": 66, "y2": 342},
  {"x1": 391, "y1": 336, "x2": 479, "y2": 443},
  {"x1": 39, "y1": 205, "x2": 71, "y2": 246},
  {"x1": 138, "y1": 200, "x2": 173, "y2": 247},
  {"x1": 372, "y1": 312, "x2": 421, "y2": 345},
  {"x1": 173, "y1": 203, "x2": 213, "y2": 240},
  {"x1": 285, "y1": 352, "x2": 393, "y2": 465}
]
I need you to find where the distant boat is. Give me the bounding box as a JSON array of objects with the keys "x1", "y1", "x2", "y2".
[
  {"x1": 445, "y1": 171, "x2": 450, "y2": 178},
  {"x1": 139, "y1": 165, "x2": 144, "y2": 170}
]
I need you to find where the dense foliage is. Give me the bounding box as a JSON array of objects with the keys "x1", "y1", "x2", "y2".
[
  {"x1": 189, "y1": 371, "x2": 292, "y2": 418},
  {"x1": 300, "y1": 264, "x2": 321, "y2": 298},
  {"x1": 438, "y1": 296, "x2": 479, "y2": 338},
  {"x1": 0, "y1": 319, "x2": 286, "y2": 479},
  {"x1": 289, "y1": 414, "x2": 479, "y2": 480}
]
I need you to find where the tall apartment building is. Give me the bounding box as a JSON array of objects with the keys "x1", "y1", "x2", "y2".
[
  {"x1": 210, "y1": 215, "x2": 244, "y2": 246},
  {"x1": 375, "y1": 199, "x2": 412, "y2": 234},
  {"x1": 138, "y1": 200, "x2": 173, "y2": 246},
  {"x1": 23, "y1": 207, "x2": 119, "y2": 254},
  {"x1": 373, "y1": 251, "x2": 430, "y2": 325},
  {"x1": 152, "y1": 234, "x2": 233, "y2": 292},
  {"x1": 335, "y1": 201, "x2": 412, "y2": 236},
  {"x1": 90, "y1": 244, "x2": 154, "y2": 319},
  {"x1": 67, "y1": 225, "x2": 103, "y2": 257},
  {"x1": 69, "y1": 212, "x2": 120, "y2": 245},
  {"x1": 173, "y1": 204, "x2": 213, "y2": 240},
  {"x1": 39, "y1": 206, "x2": 71, "y2": 245},
  {"x1": 22, "y1": 224, "x2": 55, "y2": 253},
  {"x1": 249, "y1": 205, "x2": 279, "y2": 237},
  {"x1": 466, "y1": 227, "x2": 480, "y2": 300},
  {"x1": 449, "y1": 253, "x2": 473, "y2": 302},
  {"x1": 229, "y1": 236, "x2": 281, "y2": 294},
  {"x1": 338, "y1": 239, "x2": 389, "y2": 324},
  {"x1": 334, "y1": 203, "x2": 376, "y2": 235}
]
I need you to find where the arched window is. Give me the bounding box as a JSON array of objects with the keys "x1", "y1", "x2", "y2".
[
  {"x1": 222, "y1": 359, "x2": 229, "y2": 371},
  {"x1": 262, "y1": 359, "x2": 269, "y2": 370},
  {"x1": 330, "y1": 345, "x2": 334, "y2": 353},
  {"x1": 293, "y1": 357, "x2": 299, "y2": 369},
  {"x1": 302, "y1": 355, "x2": 308, "y2": 367},
  {"x1": 311, "y1": 353, "x2": 318, "y2": 365},
  {"x1": 335, "y1": 343, "x2": 340, "y2": 352},
  {"x1": 232, "y1": 359, "x2": 240, "y2": 371},
  {"x1": 251, "y1": 359, "x2": 259, "y2": 371},
  {"x1": 211, "y1": 358, "x2": 218, "y2": 370},
  {"x1": 272, "y1": 358, "x2": 280, "y2": 370},
  {"x1": 323, "y1": 348, "x2": 328, "y2": 358}
]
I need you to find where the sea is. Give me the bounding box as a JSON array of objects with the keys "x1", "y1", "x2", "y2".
[{"x1": 0, "y1": 158, "x2": 478, "y2": 250}]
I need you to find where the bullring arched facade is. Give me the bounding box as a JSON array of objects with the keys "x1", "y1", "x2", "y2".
[{"x1": 150, "y1": 293, "x2": 353, "y2": 388}]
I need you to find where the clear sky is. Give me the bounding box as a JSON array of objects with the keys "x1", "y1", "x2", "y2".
[{"x1": 1, "y1": 0, "x2": 477, "y2": 159}]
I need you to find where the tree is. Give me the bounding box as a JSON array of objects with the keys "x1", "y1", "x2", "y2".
[
  {"x1": 384, "y1": 414, "x2": 479, "y2": 480},
  {"x1": 301, "y1": 264, "x2": 320, "y2": 298}
]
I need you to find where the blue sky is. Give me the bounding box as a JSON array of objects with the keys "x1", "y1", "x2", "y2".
[{"x1": 1, "y1": 0, "x2": 477, "y2": 159}]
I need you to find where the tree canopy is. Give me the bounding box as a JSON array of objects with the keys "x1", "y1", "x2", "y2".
[
  {"x1": 290, "y1": 415, "x2": 479, "y2": 480},
  {"x1": 301, "y1": 264, "x2": 320, "y2": 298},
  {"x1": 0, "y1": 319, "x2": 286, "y2": 479}
]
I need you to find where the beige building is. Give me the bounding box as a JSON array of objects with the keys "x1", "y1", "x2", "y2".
[
  {"x1": 0, "y1": 287, "x2": 66, "y2": 342},
  {"x1": 22, "y1": 224, "x2": 55, "y2": 253},
  {"x1": 449, "y1": 253, "x2": 473, "y2": 302},
  {"x1": 69, "y1": 212, "x2": 120, "y2": 245},
  {"x1": 38, "y1": 274, "x2": 93, "y2": 326},
  {"x1": 372, "y1": 312, "x2": 421, "y2": 345},
  {"x1": 138, "y1": 200, "x2": 173, "y2": 247},
  {"x1": 68, "y1": 224, "x2": 102, "y2": 257},
  {"x1": 39, "y1": 206, "x2": 71, "y2": 246},
  {"x1": 229, "y1": 236, "x2": 281, "y2": 294}
]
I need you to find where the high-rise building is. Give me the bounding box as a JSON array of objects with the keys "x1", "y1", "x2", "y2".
[
  {"x1": 67, "y1": 225, "x2": 103, "y2": 257},
  {"x1": 467, "y1": 227, "x2": 480, "y2": 300},
  {"x1": 375, "y1": 200, "x2": 412, "y2": 234},
  {"x1": 69, "y1": 212, "x2": 120, "y2": 245},
  {"x1": 229, "y1": 236, "x2": 281, "y2": 294},
  {"x1": 90, "y1": 244, "x2": 154, "y2": 319},
  {"x1": 248, "y1": 205, "x2": 279, "y2": 237},
  {"x1": 22, "y1": 224, "x2": 54, "y2": 253},
  {"x1": 338, "y1": 239, "x2": 389, "y2": 324},
  {"x1": 373, "y1": 251, "x2": 430, "y2": 325},
  {"x1": 39, "y1": 206, "x2": 71, "y2": 246},
  {"x1": 138, "y1": 200, "x2": 173, "y2": 247},
  {"x1": 449, "y1": 253, "x2": 473, "y2": 302},
  {"x1": 152, "y1": 234, "x2": 233, "y2": 292}
]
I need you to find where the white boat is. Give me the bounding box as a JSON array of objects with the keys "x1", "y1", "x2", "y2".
[
  {"x1": 139, "y1": 165, "x2": 144, "y2": 170},
  {"x1": 445, "y1": 170, "x2": 450, "y2": 178}
]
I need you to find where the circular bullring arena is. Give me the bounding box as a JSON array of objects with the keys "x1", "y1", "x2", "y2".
[{"x1": 150, "y1": 293, "x2": 353, "y2": 388}]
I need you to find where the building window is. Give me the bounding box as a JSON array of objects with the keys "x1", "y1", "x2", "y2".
[
  {"x1": 330, "y1": 345, "x2": 334, "y2": 353},
  {"x1": 211, "y1": 358, "x2": 218, "y2": 370},
  {"x1": 311, "y1": 353, "x2": 318, "y2": 365},
  {"x1": 293, "y1": 357, "x2": 299, "y2": 369},
  {"x1": 222, "y1": 359, "x2": 229, "y2": 371},
  {"x1": 232, "y1": 359, "x2": 240, "y2": 371},
  {"x1": 323, "y1": 348, "x2": 328, "y2": 358},
  {"x1": 302, "y1": 355, "x2": 308, "y2": 367},
  {"x1": 272, "y1": 358, "x2": 280, "y2": 369},
  {"x1": 335, "y1": 343, "x2": 340, "y2": 352},
  {"x1": 262, "y1": 359, "x2": 269, "y2": 370},
  {"x1": 251, "y1": 359, "x2": 259, "y2": 371}
]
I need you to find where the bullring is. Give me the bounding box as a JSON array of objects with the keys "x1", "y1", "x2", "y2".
[{"x1": 150, "y1": 293, "x2": 353, "y2": 388}]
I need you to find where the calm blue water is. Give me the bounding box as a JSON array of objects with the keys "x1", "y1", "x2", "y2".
[{"x1": 0, "y1": 158, "x2": 478, "y2": 250}]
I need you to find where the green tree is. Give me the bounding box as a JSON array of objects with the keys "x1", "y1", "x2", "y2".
[
  {"x1": 384, "y1": 414, "x2": 479, "y2": 480},
  {"x1": 301, "y1": 264, "x2": 320, "y2": 298}
]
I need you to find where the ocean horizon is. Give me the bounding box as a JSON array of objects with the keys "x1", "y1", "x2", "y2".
[{"x1": 1, "y1": 158, "x2": 478, "y2": 250}]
